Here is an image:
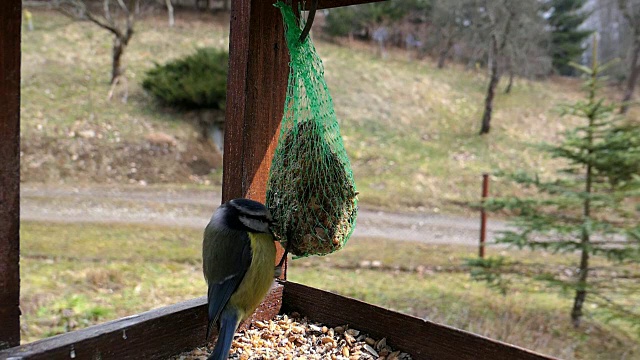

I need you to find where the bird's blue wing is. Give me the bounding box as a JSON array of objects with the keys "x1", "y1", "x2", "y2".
[{"x1": 205, "y1": 230, "x2": 252, "y2": 340}]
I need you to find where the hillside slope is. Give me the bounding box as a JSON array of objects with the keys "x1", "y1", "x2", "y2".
[{"x1": 21, "y1": 10, "x2": 588, "y2": 213}]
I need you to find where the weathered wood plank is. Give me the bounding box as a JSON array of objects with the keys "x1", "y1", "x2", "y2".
[
  {"x1": 0, "y1": 284, "x2": 283, "y2": 360},
  {"x1": 1, "y1": 282, "x2": 559, "y2": 360},
  {"x1": 222, "y1": 0, "x2": 289, "y2": 204},
  {"x1": 302, "y1": 0, "x2": 386, "y2": 10},
  {"x1": 221, "y1": 0, "x2": 251, "y2": 202},
  {"x1": 281, "y1": 282, "x2": 558, "y2": 360},
  {"x1": 0, "y1": 0, "x2": 22, "y2": 350}
]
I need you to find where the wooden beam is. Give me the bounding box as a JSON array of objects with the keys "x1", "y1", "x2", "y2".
[
  {"x1": 302, "y1": 0, "x2": 386, "y2": 10},
  {"x1": 0, "y1": 284, "x2": 283, "y2": 360},
  {"x1": 0, "y1": 0, "x2": 22, "y2": 350},
  {"x1": 222, "y1": 0, "x2": 290, "y2": 204},
  {"x1": 281, "y1": 282, "x2": 558, "y2": 360}
]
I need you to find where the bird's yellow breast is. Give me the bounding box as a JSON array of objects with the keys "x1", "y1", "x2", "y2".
[{"x1": 228, "y1": 232, "x2": 276, "y2": 322}]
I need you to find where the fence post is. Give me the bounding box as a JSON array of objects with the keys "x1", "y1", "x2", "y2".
[{"x1": 479, "y1": 173, "x2": 489, "y2": 258}]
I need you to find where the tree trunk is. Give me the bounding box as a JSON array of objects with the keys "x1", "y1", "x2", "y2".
[
  {"x1": 480, "y1": 37, "x2": 500, "y2": 135},
  {"x1": 571, "y1": 247, "x2": 590, "y2": 327},
  {"x1": 110, "y1": 19, "x2": 133, "y2": 85},
  {"x1": 479, "y1": 5, "x2": 514, "y2": 135},
  {"x1": 572, "y1": 94, "x2": 595, "y2": 327},
  {"x1": 111, "y1": 37, "x2": 124, "y2": 84},
  {"x1": 504, "y1": 68, "x2": 514, "y2": 94},
  {"x1": 571, "y1": 164, "x2": 592, "y2": 327},
  {"x1": 166, "y1": 0, "x2": 174, "y2": 27},
  {"x1": 620, "y1": 40, "x2": 640, "y2": 114},
  {"x1": 437, "y1": 39, "x2": 453, "y2": 69},
  {"x1": 480, "y1": 68, "x2": 500, "y2": 134}
]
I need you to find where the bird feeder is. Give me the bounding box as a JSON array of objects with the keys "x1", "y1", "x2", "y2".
[{"x1": 0, "y1": 1, "x2": 557, "y2": 359}]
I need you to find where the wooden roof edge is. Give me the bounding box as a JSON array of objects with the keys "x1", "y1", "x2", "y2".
[{"x1": 303, "y1": 0, "x2": 387, "y2": 10}]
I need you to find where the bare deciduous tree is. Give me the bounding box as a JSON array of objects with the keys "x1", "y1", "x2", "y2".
[
  {"x1": 419, "y1": 0, "x2": 549, "y2": 134},
  {"x1": 430, "y1": 0, "x2": 475, "y2": 69},
  {"x1": 55, "y1": 0, "x2": 138, "y2": 85},
  {"x1": 503, "y1": 8, "x2": 552, "y2": 93},
  {"x1": 479, "y1": 0, "x2": 515, "y2": 135},
  {"x1": 479, "y1": 0, "x2": 548, "y2": 135},
  {"x1": 617, "y1": 0, "x2": 640, "y2": 114}
]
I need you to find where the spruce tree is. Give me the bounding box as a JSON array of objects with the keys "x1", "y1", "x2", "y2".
[
  {"x1": 476, "y1": 40, "x2": 640, "y2": 328},
  {"x1": 547, "y1": 0, "x2": 591, "y2": 76},
  {"x1": 142, "y1": 48, "x2": 229, "y2": 143},
  {"x1": 142, "y1": 48, "x2": 228, "y2": 109}
]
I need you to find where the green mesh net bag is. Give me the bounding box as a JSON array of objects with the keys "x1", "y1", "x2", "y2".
[{"x1": 266, "y1": 2, "x2": 358, "y2": 257}]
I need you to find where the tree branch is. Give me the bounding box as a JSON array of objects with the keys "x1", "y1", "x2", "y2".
[
  {"x1": 498, "y1": 2, "x2": 516, "y2": 52},
  {"x1": 116, "y1": 0, "x2": 136, "y2": 43},
  {"x1": 103, "y1": 0, "x2": 113, "y2": 25},
  {"x1": 54, "y1": 0, "x2": 122, "y2": 37},
  {"x1": 86, "y1": 9, "x2": 122, "y2": 38}
]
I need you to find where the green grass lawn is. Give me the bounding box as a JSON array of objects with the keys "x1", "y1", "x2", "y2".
[{"x1": 20, "y1": 221, "x2": 639, "y2": 359}]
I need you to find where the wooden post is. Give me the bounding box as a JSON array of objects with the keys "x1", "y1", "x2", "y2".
[
  {"x1": 0, "y1": 0, "x2": 22, "y2": 350},
  {"x1": 479, "y1": 173, "x2": 489, "y2": 258},
  {"x1": 222, "y1": 0, "x2": 291, "y2": 282},
  {"x1": 222, "y1": 0, "x2": 289, "y2": 204}
]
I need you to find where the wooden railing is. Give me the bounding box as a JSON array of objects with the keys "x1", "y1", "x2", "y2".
[{"x1": 0, "y1": 281, "x2": 556, "y2": 360}]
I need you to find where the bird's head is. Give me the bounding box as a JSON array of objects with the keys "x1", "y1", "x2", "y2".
[{"x1": 212, "y1": 198, "x2": 273, "y2": 234}]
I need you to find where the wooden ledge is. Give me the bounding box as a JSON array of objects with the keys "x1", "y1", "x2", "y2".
[
  {"x1": 0, "y1": 281, "x2": 555, "y2": 360},
  {"x1": 0, "y1": 283, "x2": 283, "y2": 360},
  {"x1": 281, "y1": 282, "x2": 556, "y2": 360},
  {"x1": 302, "y1": 0, "x2": 386, "y2": 10}
]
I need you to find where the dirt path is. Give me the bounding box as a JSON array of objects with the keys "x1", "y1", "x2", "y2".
[{"x1": 20, "y1": 184, "x2": 509, "y2": 245}]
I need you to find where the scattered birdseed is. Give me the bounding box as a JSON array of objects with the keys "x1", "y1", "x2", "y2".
[{"x1": 169, "y1": 314, "x2": 412, "y2": 360}]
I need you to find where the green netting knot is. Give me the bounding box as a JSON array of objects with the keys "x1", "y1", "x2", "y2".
[{"x1": 266, "y1": 2, "x2": 358, "y2": 257}]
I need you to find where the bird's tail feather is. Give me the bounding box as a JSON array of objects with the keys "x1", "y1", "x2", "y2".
[{"x1": 207, "y1": 310, "x2": 239, "y2": 360}]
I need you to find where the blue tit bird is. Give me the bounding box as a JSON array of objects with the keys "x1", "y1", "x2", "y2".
[{"x1": 203, "y1": 198, "x2": 277, "y2": 360}]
